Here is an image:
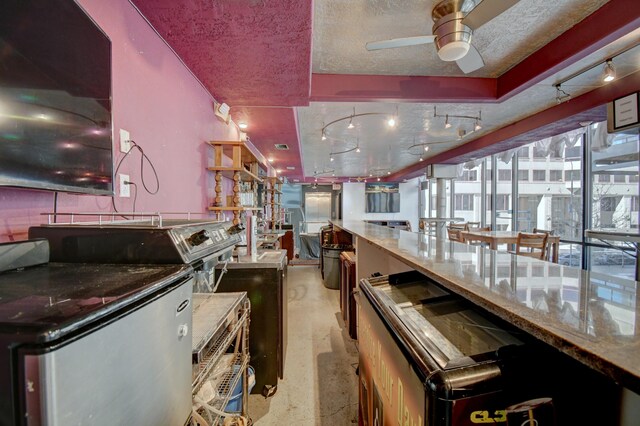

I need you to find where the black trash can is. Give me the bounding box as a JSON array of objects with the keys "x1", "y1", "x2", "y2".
[{"x1": 322, "y1": 244, "x2": 352, "y2": 289}]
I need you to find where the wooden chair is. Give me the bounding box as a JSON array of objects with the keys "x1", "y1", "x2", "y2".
[
  {"x1": 533, "y1": 227, "x2": 554, "y2": 235},
  {"x1": 515, "y1": 232, "x2": 548, "y2": 260},
  {"x1": 465, "y1": 227, "x2": 491, "y2": 246},
  {"x1": 533, "y1": 228, "x2": 555, "y2": 262},
  {"x1": 449, "y1": 222, "x2": 469, "y2": 231},
  {"x1": 467, "y1": 221, "x2": 481, "y2": 229},
  {"x1": 447, "y1": 227, "x2": 464, "y2": 242}
]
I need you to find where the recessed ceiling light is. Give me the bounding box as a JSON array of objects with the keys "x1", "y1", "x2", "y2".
[
  {"x1": 387, "y1": 117, "x2": 396, "y2": 127},
  {"x1": 238, "y1": 122, "x2": 248, "y2": 129},
  {"x1": 286, "y1": 166, "x2": 295, "y2": 170},
  {"x1": 268, "y1": 158, "x2": 274, "y2": 163},
  {"x1": 276, "y1": 169, "x2": 281, "y2": 173}
]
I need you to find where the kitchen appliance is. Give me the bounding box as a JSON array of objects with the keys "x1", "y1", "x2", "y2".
[
  {"x1": 358, "y1": 270, "x2": 619, "y2": 425},
  {"x1": 0, "y1": 239, "x2": 194, "y2": 426},
  {"x1": 215, "y1": 250, "x2": 287, "y2": 396},
  {"x1": 359, "y1": 270, "x2": 527, "y2": 426},
  {"x1": 29, "y1": 213, "x2": 243, "y2": 292}
]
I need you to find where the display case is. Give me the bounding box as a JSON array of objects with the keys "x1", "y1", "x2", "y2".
[{"x1": 359, "y1": 271, "x2": 523, "y2": 426}]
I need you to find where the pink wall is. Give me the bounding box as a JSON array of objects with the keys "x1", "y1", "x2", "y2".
[{"x1": 0, "y1": 0, "x2": 241, "y2": 242}]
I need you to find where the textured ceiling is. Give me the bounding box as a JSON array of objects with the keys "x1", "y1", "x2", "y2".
[
  {"x1": 301, "y1": 31, "x2": 640, "y2": 179},
  {"x1": 312, "y1": 0, "x2": 609, "y2": 77},
  {"x1": 129, "y1": 0, "x2": 640, "y2": 182}
]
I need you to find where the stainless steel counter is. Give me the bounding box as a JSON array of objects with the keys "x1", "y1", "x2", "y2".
[
  {"x1": 228, "y1": 249, "x2": 286, "y2": 269},
  {"x1": 332, "y1": 220, "x2": 640, "y2": 394}
]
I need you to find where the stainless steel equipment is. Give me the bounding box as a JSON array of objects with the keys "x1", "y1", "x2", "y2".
[
  {"x1": 0, "y1": 239, "x2": 194, "y2": 426},
  {"x1": 28, "y1": 213, "x2": 250, "y2": 424},
  {"x1": 29, "y1": 213, "x2": 243, "y2": 292}
]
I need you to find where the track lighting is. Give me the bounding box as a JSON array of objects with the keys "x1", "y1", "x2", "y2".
[
  {"x1": 602, "y1": 59, "x2": 616, "y2": 82},
  {"x1": 555, "y1": 84, "x2": 571, "y2": 104},
  {"x1": 321, "y1": 130, "x2": 326, "y2": 141},
  {"x1": 387, "y1": 117, "x2": 396, "y2": 127},
  {"x1": 356, "y1": 146, "x2": 360, "y2": 153},
  {"x1": 419, "y1": 157, "x2": 423, "y2": 162},
  {"x1": 444, "y1": 115, "x2": 452, "y2": 129},
  {"x1": 474, "y1": 119, "x2": 482, "y2": 131},
  {"x1": 424, "y1": 145, "x2": 429, "y2": 152},
  {"x1": 347, "y1": 117, "x2": 354, "y2": 129},
  {"x1": 330, "y1": 156, "x2": 334, "y2": 162}
]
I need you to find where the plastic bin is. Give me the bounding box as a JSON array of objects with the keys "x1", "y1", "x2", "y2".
[
  {"x1": 322, "y1": 244, "x2": 352, "y2": 289},
  {"x1": 225, "y1": 366, "x2": 255, "y2": 413}
]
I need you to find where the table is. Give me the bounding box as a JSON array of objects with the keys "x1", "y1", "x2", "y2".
[{"x1": 460, "y1": 230, "x2": 561, "y2": 263}]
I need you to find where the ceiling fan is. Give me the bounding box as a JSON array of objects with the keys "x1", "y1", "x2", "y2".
[{"x1": 366, "y1": 0, "x2": 519, "y2": 74}]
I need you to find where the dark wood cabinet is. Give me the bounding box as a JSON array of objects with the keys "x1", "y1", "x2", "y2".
[{"x1": 340, "y1": 251, "x2": 357, "y2": 340}]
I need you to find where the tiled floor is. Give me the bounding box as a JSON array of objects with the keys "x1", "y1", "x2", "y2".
[{"x1": 248, "y1": 265, "x2": 359, "y2": 425}]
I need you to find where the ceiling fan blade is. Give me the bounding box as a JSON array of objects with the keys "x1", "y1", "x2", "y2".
[
  {"x1": 456, "y1": 44, "x2": 484, "y2": 74},
  {"x1": 462, "y1": 0, "x2": 519, "y2": 30},
  {"x1": 366, "y1": 35, "x2": 436, "y2": 51}
]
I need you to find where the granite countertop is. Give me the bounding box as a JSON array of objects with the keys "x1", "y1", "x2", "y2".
[{"x1": 332, "y1": 220, "x2": 640, "y2": 394}]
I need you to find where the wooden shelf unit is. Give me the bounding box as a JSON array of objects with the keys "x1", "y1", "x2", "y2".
[
  {"x1": 264, "y1": 177, "x2": 283, "y2": 231},
  {"x1": 206, "y1": 140, "x2": 263, "y2": 224}
]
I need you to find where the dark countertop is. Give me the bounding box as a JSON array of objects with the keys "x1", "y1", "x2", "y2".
[
  {"x1": 332, "y1": 220, "x2": 640, "y2": 394},
  {"x1": 0, "y1": 263, "x2": 192, "y2": 342}
]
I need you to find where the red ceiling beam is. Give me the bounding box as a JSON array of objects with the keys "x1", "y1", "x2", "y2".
[
  {"x1": 388, "y1": 70, "x2": 640, "y2": 181},
  {"x1": 310, "y1": 74, "x2": 497, "y2": 103},
  {"x1": 497, "y1": 0, "x2": 640, "y2": 100}
]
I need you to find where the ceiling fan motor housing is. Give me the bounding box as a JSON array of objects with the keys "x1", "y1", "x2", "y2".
[{"x1": 432, "y1": 0, "x2": 477, "y2": 61}]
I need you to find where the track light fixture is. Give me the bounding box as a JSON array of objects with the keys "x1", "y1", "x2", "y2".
[
  {"x1": 555, "y1": 84, "x2": 571, "y2": 104},
  {"x1": 602, "y1": 59, "x2": 616, "y2": 82},
  {"x1": 553, "y1": 41, "x2": 640, "y2": 100},
  {"x1": 434, "y1": 107, "x2": 481, "y2": 132}
]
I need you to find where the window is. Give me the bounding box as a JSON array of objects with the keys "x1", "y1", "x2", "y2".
[
  {"x1": 533, "y1": 170, "x2": 546, "y2": 181},
  {"x1": 518, "y1": 170, "x2": 529, "y2": 181},
  {"x1": 630, "y1": 174, "x2": 639, "y2": 183},
  {"x1": 565, "y1": 146, "x2": 581, "y2": 159},
  {"x1": 460, "y1": 170, "x2": 477, "y2": 181},
  {"x1": 455, "y1": 194, "x2": 474, "y2": 211},
  {"x1": 632, "y1": 196, "x2": 639, "y2": 212},
  {"x1": 598, "y1": 174, "x2": 611, "y2": 183},
  {"x1": 549, "y1": 170, "x2": 562, "y2": 181},
  {"x1": 564, "y1": 170, "x2": 580, "y2": 181},
  {"x1": 498, "y1": 170, "x2": 511, "y2": 181},
  {"x1": 533, "y1": 145, "x2": 547, "y2": 159},
  {"x1": 601, "y1": 197, "x2": 618, "y2": 212},
  {"x1": 517, "y1": 147, "x2": 530, "y2": 159},
  {"x1": 496, "y1": 194, "x2": 510, "y2": 210},
  {"x1": 614, "y1": 174, "x2": 626, "y2": 183}
]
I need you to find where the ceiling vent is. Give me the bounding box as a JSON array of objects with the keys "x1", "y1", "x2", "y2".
[{"x1": 274, "y1": 144, "x2": 289, "y2": 150}]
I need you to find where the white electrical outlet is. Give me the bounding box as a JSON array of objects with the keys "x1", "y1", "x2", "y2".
[
  {"x1": 119, "y1": 129, "x2": 131, "y2": 153},
  {"x1": 119, "y1": 174, "x2": 130, "y2": 198}
]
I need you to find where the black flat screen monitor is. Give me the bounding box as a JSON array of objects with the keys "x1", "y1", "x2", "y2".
[
  {"x1": 365, "y1": 182, "x2": 400, "y2": 213},
  {"x1": 0, "y1": 0, "x2": 113, "y2": 195}
]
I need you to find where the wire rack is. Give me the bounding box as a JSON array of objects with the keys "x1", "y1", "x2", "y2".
[{"x1": 192, "y1": 296, "x2": 251, "y2": 426}]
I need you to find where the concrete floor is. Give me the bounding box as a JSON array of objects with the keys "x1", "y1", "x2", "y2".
[{"x1": 248, "y1": 265, "x2": 359, "y2": 425}]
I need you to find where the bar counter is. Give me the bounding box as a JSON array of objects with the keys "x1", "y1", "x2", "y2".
[{"x1": 332, "y1": 220, "x2": 640, "y2": 395}]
